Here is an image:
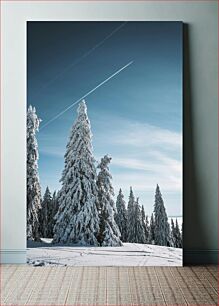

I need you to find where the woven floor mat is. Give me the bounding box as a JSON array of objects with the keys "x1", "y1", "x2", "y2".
[{"x1": 1, "y1": 265, "x2": 218, "y2": 305}]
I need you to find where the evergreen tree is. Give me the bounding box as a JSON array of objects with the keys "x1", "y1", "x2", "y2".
[
  {"x1": 39, "y1": 189, "x2": 60, "y2": 239},
  {"x1": 97, "y1": 155, "x2": 122, "y2": 246},
  {"x1": 145, "y1": 215, "x2": 150, "y2": 243},
  {"x1": 127, "y1": 187, "x2": 136, "y2": 242},
  {"x1": 141, "y1": 205, "x2": 149, "y2": 243},
  {"x1": 174, "y1": 219, "x2": 182, "y2": 248},
  {"x1": 148, "y1": 213, "x2": 155, "y2": 244},
  {"x1": 127, "y1": 190, "x2": 145, "y2": 243},
  {"x1": 53, "y1": 100, "x2": 100, "y2": 245},
  {"x1": 51, "y1": 191, "x2": 59, "y2": 226},
  {"x1": 170, "y1": 218, "x2": 176, "y2": 247},
  {"x1": 53, "y1": 190, "x2": 61, "y2": 234},
  {"x1": 27, "y1": 105, "x2": 41, "y2": 241},
  {"x1": 47, "y1": 188, "x2": 58, "y2": 238},
  {"x1": 153, "y1": 184, "x2": 170, "y2": 246},
  {"x1": 39, "y1": 187, "x2": 52, "y2": 238},
  {"x1": 115, "y1": 189, "x2": 127, "y2": 242},
  {"x1": 133, "y1": 198, "x2": 145, "y2": 243}
]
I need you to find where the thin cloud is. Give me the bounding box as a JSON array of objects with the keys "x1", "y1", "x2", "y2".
[
  {"x1": 109, "y1": 122, "x2": 181, "y2": 150},
  {"x1": 94, "y1": 115, "x2": 182, "y2": 193}
]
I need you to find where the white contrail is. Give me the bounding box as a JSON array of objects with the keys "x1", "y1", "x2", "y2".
[
  {"x1": 35, "y1": 22, "x2": 127, "y2": 95},
  {"x1": 40, "y1": 60, "x2": 133, "y2": 130}
]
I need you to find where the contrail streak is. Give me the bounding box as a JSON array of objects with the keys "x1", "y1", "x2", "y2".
[
  {"x1": 40, "y1": 60, "x2": 133, "y2": 130},
  {"x1": 35, "y1": 22, "x2": 127, "y2": 95}
]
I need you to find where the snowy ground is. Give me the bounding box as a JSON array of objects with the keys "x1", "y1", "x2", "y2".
[{"x1": 27, "y1": 239, "x2": 182, "y2": 266}]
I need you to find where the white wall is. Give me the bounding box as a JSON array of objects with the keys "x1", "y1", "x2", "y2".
[{"x1": 1, "y1": 1, "x2": 217, "y2": 263}]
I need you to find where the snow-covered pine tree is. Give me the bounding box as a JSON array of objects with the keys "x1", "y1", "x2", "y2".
[
  {"x1": 141, "y1": 205, "x2": 149, "y2": 243},
  {"x1": 133, "y1": 198, "x2": 146, "y2": 243},
  {"x1": 53, "y1": 100, "x2": 100, "y2": 245},
  {"x1": 115, "y1": 189, "x2": 127, "y2": 242},
  {"x1": 127, "y1": 187, "x2": 136, "y2": 242},
  {"x1": 145, "y1": 215, "x2": 150, "y2": 243},
  {"x1": 53, "y1": 190, "x2": 61, "y2": 234},
  {"x1": 39, "y1": 186, "x2": 52, "y2": 238},
  {"x1": 174, "y1": 219, "x2": 182, "y2": 248},
  {"x1": 153, "y1": 184, "x2": 170, "y2": 246},
  {"x1": 51, "y1": 191, "x2": 59, "y2": 224},
  {"x1": 97, "y1": 155, "x2": 122, "y2": 246},
  {"x1": 148, "y1": 213, "x2": 155, "y2": 244},
  {"x1": 46, "y1": 191, "x2": 59, "y2": 237},
  {"x1": 27, "y1": 105, "x2": 42, "y2": 241},
  {"x1": 170, "y1": 218, "x2": 176, "y2": 247}
]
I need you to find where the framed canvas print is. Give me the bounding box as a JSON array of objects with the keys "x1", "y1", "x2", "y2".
[{"x1": 27, "y1": 21, "x2": 182, "y2": 266}]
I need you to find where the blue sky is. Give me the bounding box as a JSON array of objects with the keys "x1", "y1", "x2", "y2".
[{"x1": 27, "y1": 21, "x2": 182, "y2": 216}]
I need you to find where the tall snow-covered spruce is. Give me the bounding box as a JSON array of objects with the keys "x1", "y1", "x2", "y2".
[
  {"x1": 115, "y1": 189, "x2": 127, "y2": 242},
  {"x1": 153, "y1": 184, "x2": 170, "y2": 246},
  {"x1": 27, "y1": 105, "x2": 42, "y2": 241},
  {"x1": 97, "y1": 155, "x2": 122, "y2": 246},
  {"x1": 53, "y1": 100, "x2": 100, "y2": 245}
]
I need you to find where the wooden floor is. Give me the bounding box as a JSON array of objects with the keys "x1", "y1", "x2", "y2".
[{"x1": 1, "y1": 265, "x2": 218, "y2": 305}]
